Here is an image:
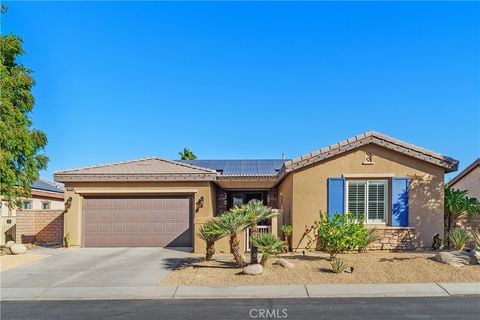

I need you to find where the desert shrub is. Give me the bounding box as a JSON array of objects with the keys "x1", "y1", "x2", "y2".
[
  {"x1": 280, "y1": 224, "x2": 293, "y2": 251},
  {"x1": 250, "y1": 233, "x2": 285, "y2": 267},
  {"x1": 448, "y1": 229, "x2": 469, "y2": 251},
  {"x1": 357, "y1": 229, "x2": 381, "y2": 252},
  {"x1": 64, "y1": 232, "x2": 71, "y2": 248},
  {"x1": 330, "y1": 258, "x2": 348, "y2": 274},
  {"x1": 316, "y1": 211, "x2": 365, "y2": 259}
]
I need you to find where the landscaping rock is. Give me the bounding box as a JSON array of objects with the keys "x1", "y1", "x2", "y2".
[
  {"x1": 243, "y1": 264, "x2": 263, "y2": 275},
  {"x1": 434, "y1": 251, "x2": 478, "y2": 267},
  {"x1": 10, "y1": 244, "x2": 27, "y2": 255},
  {"x1": 5, "y1": 241, "x2": 15, "y2": 248},
  {"x1": 277, "y1": 258, "x2": 294, "y2": 270}
]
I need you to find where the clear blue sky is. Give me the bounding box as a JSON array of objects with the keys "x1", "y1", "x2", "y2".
[{"x1": 3, "y1": 1, "x2": 479, "y2": 181}]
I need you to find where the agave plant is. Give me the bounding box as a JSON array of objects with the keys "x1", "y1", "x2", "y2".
[
  {"x1": 330, "y1": 258, "x2": 348, "y2": 274},
  {"x1": 357, "y1": 229, "x2": 381, "y2": 252},
  {"x1": 448, "y1": 228, "x2": 470, "y2": 251},
  {"x1": 197, "y1": 219, "x2": 225, "y2": 261},
  {"x1": 250, "y1": 233, "x2": 285, "y2": 267},
  {"x1": 217, "y1": 208, "x2": 249, "y2": 267},
  {"x1": 243, "y1": 199, "x2": 277, "y2": 264}
]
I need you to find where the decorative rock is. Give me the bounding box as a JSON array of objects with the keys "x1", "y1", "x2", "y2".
[
  {"x1": 243, "y1": 264, "x2": 263, "y2": 275},
  {"x1": 10, "y1": 244, "x2": 27, "y2": 255},
  {"x1": 277, "y1": 258, "x2": 294, "y2": 270},
  {"x1": 5, "y1": 241, "x2": 15, "y2": 248},
  {"x1": 435, "y1": 251, "x2": 478, "y2": 267}
]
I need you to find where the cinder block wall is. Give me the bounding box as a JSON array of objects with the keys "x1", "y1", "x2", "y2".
[{"x1": 15, "y1": 210, "x2": 64, "y2": 244}]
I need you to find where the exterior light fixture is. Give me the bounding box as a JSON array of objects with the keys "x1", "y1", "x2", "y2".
[
  {"x1": 196, "y1": 196, "x2": 205, "y2": 212},
  {"x1": 65, "y1": 197, "x2": 73, "y2": 210}
]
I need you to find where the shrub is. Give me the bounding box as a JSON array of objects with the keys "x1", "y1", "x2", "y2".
[
  {"x1": 250, "y1": 233, "x2": 285, "y2": 267},
  {"x1": 64, "y1": 232, "x2": 71, "y2": 248},
  {"x1": 197, "y1": 219, "x2": 225, "y2": 261},
  {"x1": 280, "y1": 224, "x2": 293, "y2": 251},
  {"x1": 316, "y1": 211, "x2": 365, "y2": 259},
  {"x1": 448, "y1": 229, "x2": 469, "y2": 251},
  {"x1": 357, "y1": 229, "x2": 381, "y2": 252},
  {"x1": 330, "y1": 258, "x2": 348, "y2": 274}
]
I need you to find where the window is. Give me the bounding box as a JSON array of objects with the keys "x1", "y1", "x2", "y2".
[
  {"x1": 23, "y1": 201, "x2": 32, "y2": 210},
  {"x1": 42, "y1": 202, "x2": 50, "y2": 210},
  {"x1": 347, "y1": 180, "x2": 387, "y2": 223}
]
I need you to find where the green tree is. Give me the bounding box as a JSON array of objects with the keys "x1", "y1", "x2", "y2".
[
  {"x1": 0, "y1": 6, "x2": 48, "y2": 208},
  {"x1": 179, "y1": 148, "x2": 197, "y2": 160},
  {"x1": 243, "y1": 199, "x2": 276, "y2": 264},
  {"x1": 250, "y1": 233, "x2": 285, "y2": 267},
  {"x1": 197, "y1": 219, "x2": 225, "y2": 261},
  {"x1": 216, "y1": 208, "x2": 249, "y2": 267},
  {"x1": 444, "y1": 185, "x2": 480, "y2": 248}
]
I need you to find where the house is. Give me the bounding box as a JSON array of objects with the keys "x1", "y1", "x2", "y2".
[
  {"x1": 1, "y1": 179, "x2": 64, "y2": 245},
  {"x1": 447, "y1": 158, "x2": 480, "y2": 232},
  {"x1": 53, "y1": 131, "x2": 458, "y2": 252}
]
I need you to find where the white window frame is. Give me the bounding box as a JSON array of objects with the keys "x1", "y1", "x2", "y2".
[
  {"x1": 23, "y1": 200, "x2": 32, "y2": 210},
  {"x1": 346, "y1": 180, "x2": 388, "y2": 224}
]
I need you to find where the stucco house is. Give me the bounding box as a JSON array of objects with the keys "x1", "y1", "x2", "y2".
[
  {"x1": 1, "y1": 179, "x2": 64, "y2": 245},
  {"x1": 447, "y1": 158, "x2": 480, "y2": 232},
  {"x1": 53, "y1": 131, "x2": 458, "y2": 252}
]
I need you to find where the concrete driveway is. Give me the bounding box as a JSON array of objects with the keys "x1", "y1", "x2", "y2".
[{"x1": 1, "y1": 247, "x2": 189, "y2": 288}]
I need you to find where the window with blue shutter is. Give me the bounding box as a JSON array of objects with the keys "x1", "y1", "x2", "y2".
[
  {"x1": 327, "y1": 178, "x2": 345, "y2": 218},
  {"x1": 391, "y1": 177, "x2": 409, "y2": 227}
]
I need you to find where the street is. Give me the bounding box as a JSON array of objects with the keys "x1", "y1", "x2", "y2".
[{"x1": 1, "y1": 297, "x2": 479, "y2": 320}]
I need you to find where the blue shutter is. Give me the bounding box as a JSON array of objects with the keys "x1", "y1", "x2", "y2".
[
  {"x1": 327, "y1": 178, "x2": 345, "y2": 218},
  {"x1": 391, "y1": 177, "x2": 409, "y2": 227}
]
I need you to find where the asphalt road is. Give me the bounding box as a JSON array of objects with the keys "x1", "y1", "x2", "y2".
[{"x1": 1, "y1": 297, "x2": 479, "y2": 320}]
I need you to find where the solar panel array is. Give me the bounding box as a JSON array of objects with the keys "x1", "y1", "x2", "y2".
[{"x1": 180, "y1": 159, "x2": 287, "y2": 176}]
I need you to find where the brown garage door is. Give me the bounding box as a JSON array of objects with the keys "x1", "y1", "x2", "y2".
[{"x1": 83, "y1": 196, "x2": 192, "y2": 247}]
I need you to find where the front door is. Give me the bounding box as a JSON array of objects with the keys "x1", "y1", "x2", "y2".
[{"x1": 230, "y1": 192, "x2": 264, "y2": 208}]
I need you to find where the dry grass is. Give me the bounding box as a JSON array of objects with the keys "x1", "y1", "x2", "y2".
[
  {"x1": 161, "y1": 251, "x2": 480, "y2": 286},
  {"x1": 0, "y1": 254, "x2": 50, "y2": 272}
]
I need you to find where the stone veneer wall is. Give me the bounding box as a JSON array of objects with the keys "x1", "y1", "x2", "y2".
[
  {"x1": 368, "y1": 227, "x2": 417, "y2": 250},
  {"x1": 15, "y1": 210, "x2": 64, "y2": 244},
  {"x1": 215, "y1": 186, "x2": 228, "y2": 215},
  {"x1": 266, "y1": 188, "x2": 278, "y2": 209}
]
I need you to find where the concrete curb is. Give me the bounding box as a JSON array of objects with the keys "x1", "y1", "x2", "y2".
[{"x1": 1, "y1": 283, "x2": 478, "y2": 301}]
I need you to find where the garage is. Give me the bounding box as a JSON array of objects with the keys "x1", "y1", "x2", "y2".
[{"x1": 83, "y1": 196, "x2": 192, "y2": 247}]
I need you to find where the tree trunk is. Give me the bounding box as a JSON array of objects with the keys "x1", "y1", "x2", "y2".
[
  {"x1": 230, "y1": 235, "x2": 247, "y2": 267},
  {"x1": 284, "y1": 234, "x2": 289, "y2": 252},
  {"x1": 250, "y1": 222, "x2": 258, "y2": 264},
  {"x1": 260, "y1": 255, "x2": 268, "y2": 267},
  {"x1": 444, "y1": 212, "x2": 454, "y2": 250},
  {"x1": 206, "y1": 242, "x2": 215, "y2": 261}
]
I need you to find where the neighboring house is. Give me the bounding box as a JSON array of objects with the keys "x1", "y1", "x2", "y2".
[
  {"x1": 447, "y1": 158, "x2": 480, "y2": 232},
  {"x1": 53, "y1": 131, "x2": 458, "y2": 252},
  {"x1": 1, "y1": 179, "x2": 64, "y2": 245}
]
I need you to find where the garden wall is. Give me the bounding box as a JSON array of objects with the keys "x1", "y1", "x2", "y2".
[
  {"x1": 368, "y1": 227, "x2": 417, "y2": 250},
  {"x1": 15, "y1": 210, "x2": 64, "y2": 244}
]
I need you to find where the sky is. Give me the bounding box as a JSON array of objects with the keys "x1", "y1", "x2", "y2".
[{"x1": 3, "y1": 1, "x2": 479, "y2": 182}]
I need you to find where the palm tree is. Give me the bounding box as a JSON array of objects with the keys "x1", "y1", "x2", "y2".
[
  {"x1": 179, "y1": 148, "x2": 197, "y2": 160},
  {"x1": 250, "y1": 233, "x2": 285, "y2": 267},
  {"x1": 280, "y1": 224, "x2": 293, "y2": 252},
  {"x1": 197, "y1": 219, "x2": 224, "y2": 261},
  {"x1": 217, "y1": 208, "x2": 249, "y2": 267},
  {"x1": 243, "y1": 199, "x2": 277, "y2": 264},
  {"x1": 444, "y1": 185, "x2": 480, "y2": 248}
]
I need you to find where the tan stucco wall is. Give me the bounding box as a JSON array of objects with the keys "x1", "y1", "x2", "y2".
[
  {"x1": 450, "y1": 166, "x2": 480, "y2": 200},
  {"x1": 278, "y1": 174, "x2": 293, "y2": 226},
  {"x1": 286, "y1": 144, "x2": 445, "y2": 248},
  {"x1": 62, "y1": 181, "x2": 217, "y2": 253}
]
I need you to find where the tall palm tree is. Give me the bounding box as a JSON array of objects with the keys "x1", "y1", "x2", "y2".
[
  {"x1": 444, "y1": 185, "x2": 480, "y2": 248},
  {"x1": 243, "y1": 199, "x2": 277, "y2": 264},
  {"x1": 179, "y1": 148, "x2": 197, "y2": 160},
  {"x1": 217, "y1": 208, "x2": 249, "y2": 267},
  {"x1": 197, "y1": 219, "x2": 225, "y2": 261}
]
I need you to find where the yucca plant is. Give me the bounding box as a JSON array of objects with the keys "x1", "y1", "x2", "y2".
[
  {"x1": 330, "y1": 258, "x2": 348, "y2": 274},
  {"x1": 243, "y1": 199, "x2": 277, "y2": 264},
  {"x1": 217, "y1": 208, "x2": 249, "y2": 267},
  {"x1": 448, "y1": 228, "x2": 470, "y2": 251},
  {"x1": 250, "y1": 233, "x2": 285, "y2": 267},
  {"x1": 357, "y1": 229, "x2": 381, "y2": 252},
  {"x1": 197, "y1": 219, "x2": 225, "y2": 261}
]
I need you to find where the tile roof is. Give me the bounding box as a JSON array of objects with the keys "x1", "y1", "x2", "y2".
[
  {"x1": 179, "y1": 160, "x2": 287, "y2": 177},
  {"x1": 447, "y1": 158, "x2": 480, "y2": 187},
  {"x1": 54, "y1": 157, "x2": 217, "y2": 182},
  {"x1": 31, "y1": 179, "x2": 64, "y2": 194}
]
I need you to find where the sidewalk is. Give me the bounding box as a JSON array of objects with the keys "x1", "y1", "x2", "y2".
[{"x1": 1, "y1": 283, "x2": 478, "y2": 300}]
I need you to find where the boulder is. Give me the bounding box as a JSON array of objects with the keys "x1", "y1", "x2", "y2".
[
  {"x1": 5, "y1": 241, "x2": 15, "y2": 248},
  {"x1": 10, "y1": 244, "x2": 27, "y2": 255},
  {"x1": 243, "y1": 264, "x2": 263, "y2": 275},
  {"x1": 276, "y1": 258, "x2": 294, "y2": 270},
  {"x1": 435, "y1": 251, "x2": 478, "y2": 267}
]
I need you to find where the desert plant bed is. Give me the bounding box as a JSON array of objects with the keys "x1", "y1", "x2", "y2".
[{"x1": 161, "y1": 251, "x2": 480, "y2": 286}]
